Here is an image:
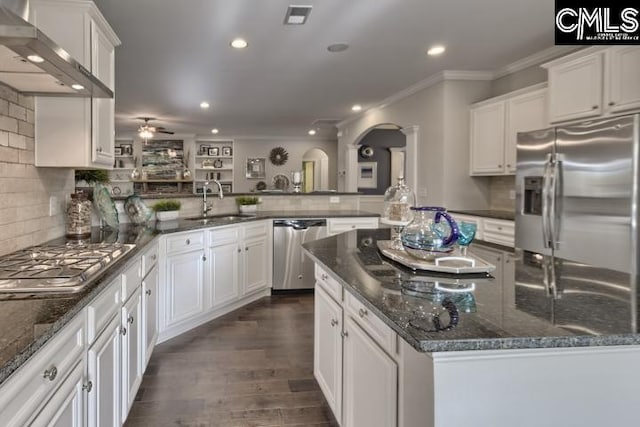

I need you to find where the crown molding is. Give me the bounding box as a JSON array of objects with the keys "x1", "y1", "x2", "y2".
[{"x1": 492, "y1": 46, "x2": 582, "y2": 79}]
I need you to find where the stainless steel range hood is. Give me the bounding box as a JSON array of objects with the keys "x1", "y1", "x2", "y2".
[{"x1": 0, "y1": 0, "x2": 113, "y2": 98}]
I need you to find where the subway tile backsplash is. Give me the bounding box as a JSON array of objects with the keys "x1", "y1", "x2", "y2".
[
  {"x1": 0, "y1": 84, "x2": 74, "y2": 256},
  {"x1": 489, "y1": 175, "x2": 515, "y2": 212}
]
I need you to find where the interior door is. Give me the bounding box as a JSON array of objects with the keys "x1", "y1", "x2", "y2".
[{"x1": 554, "y1": 115, "x2": 636, "y2": 273}]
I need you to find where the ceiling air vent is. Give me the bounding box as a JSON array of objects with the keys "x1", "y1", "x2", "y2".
[{"x1": 284, "y1": 5, "x2": 312, "y2": 25}]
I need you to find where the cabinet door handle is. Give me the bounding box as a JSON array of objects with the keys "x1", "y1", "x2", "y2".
[
  {"x1": 245, "y1": 247, "x2": 249, "y2": 252},
  {"x1": 497, "y1": 226, "x2": 503, "y2": 231},
  {"x1": 151, "y1": 254, "x2": 157, "y2": 261},
  {"x1": 202, "y1": 255, "x2": 207, "y2": 262},
  {"x1": 120, "y1": 326, "x2": 127, "y2": 336},
  {"x1": 186, "y1": 239, "x2": 191, "y2": 245},
  {"x1": 330, "y1": 319, "x2": 338, "y2": 327},
  {"x1": 321, "y1": 274, "x2": 328, "y2": 280},
  {"x1": 608, "y1": 101, "x2": 615, "y2": 106},
  {"x1": 97, "y1": 147, "x2": 103, "y2": 153},
  {"x1": 498, "y1": 164, "x2": 502, "y2": 168},
  {"x1": 83, "y1": 381, "x2": 93, "y2": 393},
  {"x1": 351, "y1": 225, "x2": 356, "y2": 229},
  {"x1": 506, "y1": 164, "x2": 511, "y2": 168},
  {"x1": 237, "y1": 248, "x2": 242, "y2": 253},
  {"x1": 592, "y1": 105, "x2": 598, "y2": 110},
  {"x1": 358, "y1": 308, "x2": 368, "y2": 318},
  {"x1": 341, "y1": 331, "x2": 349, "y2": 338},
  {"x1": 43, "y1": 366, "x2": 58, "y2": 381},
  {"x1": 128, "y1": 315, "x2": 134, "y2": 324},
  {"x1": 146, "y1": 289, "x2": 152, "y2": 296}
]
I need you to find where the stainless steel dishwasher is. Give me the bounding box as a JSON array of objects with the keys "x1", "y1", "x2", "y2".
[{"x1": 273, "y1": 219, "x2": 327, "y2": 290}]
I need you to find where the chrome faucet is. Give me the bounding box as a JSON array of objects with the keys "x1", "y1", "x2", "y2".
[{"x1": 202, "y1": 180, "x2": 224, "y2": 217}]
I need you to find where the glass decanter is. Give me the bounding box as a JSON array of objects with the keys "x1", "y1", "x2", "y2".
[{"x1": 381, "y1": 176, "x2": 416, "y2": 250}]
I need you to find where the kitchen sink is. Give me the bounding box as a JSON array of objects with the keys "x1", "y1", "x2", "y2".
[{"x1": 185, "y1": 214, "x2": 254, "y2": 223}]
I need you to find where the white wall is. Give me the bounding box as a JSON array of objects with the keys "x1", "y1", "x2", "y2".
[{"x1": 337, "y1": 76, "x2": 492, "y2": 209}]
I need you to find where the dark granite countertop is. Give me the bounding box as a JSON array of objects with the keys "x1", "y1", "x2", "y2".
[
  {"x1": 0, "y1": 210, "x2": 377, "y2": 385},
  {"x1": 302, "y1": 229, "x2": 639, "y2": 353},
  {"x1": 449, "y1": 209, "x2": 515, "y2": 221}
]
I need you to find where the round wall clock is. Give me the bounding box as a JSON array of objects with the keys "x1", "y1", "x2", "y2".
[{"x1": 269, "y1": 147, "x2": 289, "y2": 166}]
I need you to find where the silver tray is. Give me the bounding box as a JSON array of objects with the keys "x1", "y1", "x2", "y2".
[{"x1": 377, "y1": 240, "x2": 495, "y2": 274}]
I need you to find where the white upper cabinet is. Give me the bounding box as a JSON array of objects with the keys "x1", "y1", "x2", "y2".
[
  {"x1": 470, "y1": 84, "x2": 547, "y2": 176},
  {"x1": 607, "y1": 47, "x2": 640, "y2": 114},
  {"x1": 30, "y1": 0, "x2": 120, "y2": 169},
  {"x1": 469, "y1": 102, "x2": 506, "y2": 175},
  {"x1": 544, "y1": 47, "x2": 640, "y2": 124}
]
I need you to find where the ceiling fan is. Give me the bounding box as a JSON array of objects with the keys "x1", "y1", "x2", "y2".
[{"x1": 137, "y1": 117, "x2": 174, "y2": 140}]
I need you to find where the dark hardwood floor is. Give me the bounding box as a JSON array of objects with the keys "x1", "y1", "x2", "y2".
[{"x1": 125, "y1": 294, "x2": 339, "y2": 427}]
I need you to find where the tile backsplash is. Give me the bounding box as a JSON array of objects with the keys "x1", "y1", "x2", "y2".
[
  {"x1": 489, "y1": 175, "x2": 515, "y2": 211},
  {"x1": 0, "y1": 84, "x2": 74, "y2": 256}
]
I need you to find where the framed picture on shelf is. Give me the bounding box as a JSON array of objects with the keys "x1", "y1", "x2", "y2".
[
  {"x1": 221, "y1": 183, "x2": 232, "y2": 193},
  {"x1": 114, "y1": 147, "x2": 122, "y2": 156},
  {"x1": 199, "y1": 144, "x2": 211, "y2": 155},
  {"x1": 222, "y1": 146, "x2": 233, "y2": 156},
  {"x1": 208, "y1": 147, "x2": 219, "y2": 156},
  {"x1": 120, "y1": 144, "x2": 133, "y2": 155},
  {"x1": 245, "y1": 158, "x2": 266, "y2": 179}
]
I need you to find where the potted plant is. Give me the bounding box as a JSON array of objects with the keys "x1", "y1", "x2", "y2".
[
  {"x1": 235, "y1": 196, "x2": 259, "y2": 214},
  {"x1": 152, "y1": 199, "x2": 181, "y2": 221},
  {"x1": 75, "y1": 169, "x2": 110, "y2": 200}
]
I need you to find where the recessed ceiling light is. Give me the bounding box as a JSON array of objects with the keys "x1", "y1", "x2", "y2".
[
  {"x1": 230, "y1": 38, "x2": 248, "y2": 49},
  {"x1": 27, "y1": 54, "x2": 44, "y2": 63},
  {"x1": 351, "y1": 104, "x2": 362, "y2": 112},
  {"x1": 71, "y1": 84, "x2": 84, "y2": 91},
  {"x1": 427, "y1": 45, "x2": 446, "y2": 56},
  {"x1": 308, "y1": 129, "x2": 316, "y2": 136},
  {"x1": 211, "y1": 128, "x2": 219, "y2": 134},
  {"x1": 327, "y1": 43, "x2": 349, "y2": 53},
  {"x1": 200, "y1": 101, "x2": 210, "y2": 109}
]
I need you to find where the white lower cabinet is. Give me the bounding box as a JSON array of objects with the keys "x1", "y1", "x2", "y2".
[
  {"x1": 31, "y1": 361, "x2": 86, "y2": 427},
  {"x1": 314, "y1": 285, "x2": 343, "y2": 422},
  {"x1": 314, "y1": 264, "x2": 398, "y2": 427},
  {"x1": 327, "y1": 217, "x2": 379, "y2": 236},
  {"x1": 207, "y1": 241, "x2": 240, "y2": 308},
  {"x1": 164, "y1": 247, "x2": 206, "y2": 329},
  {"x1": 142, "y1": 265, "x2": 159, "y2": 369},
  {"x1": 121, "y1": 290, "x2": 144, "y2": 422},
  {"x1": 86, "y1": 314, "x2": 121, "y2": 427},
  {"x1": 242, "y1": 234, "x2": 269, "y2": 295},
  {"x1": 343, "y1": 316, "x2": 397, "y2": 427}
]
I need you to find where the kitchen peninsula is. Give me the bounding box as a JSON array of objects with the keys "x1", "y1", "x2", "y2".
[{"x1": 303, "y1": 229, "x2": 640, "y2": 427}]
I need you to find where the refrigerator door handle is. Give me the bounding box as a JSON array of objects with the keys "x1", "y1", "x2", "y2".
[
  {"x1": 548, "y1": 154, "x2": 562, "y2": 250},
  {"x1": 541, "y1": 154, "x2": 553, "y2": 248}
]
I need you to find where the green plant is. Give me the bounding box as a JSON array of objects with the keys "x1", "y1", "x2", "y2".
[
  {"x1": 235, "y1": 196, "x2": 259, "y2": 206},
  {"x1": 152, "y1": 200, "x2": 181, "y2": 212},
  {"x1": 75, "y1": 169, "x2": 110, "y2": 184}
]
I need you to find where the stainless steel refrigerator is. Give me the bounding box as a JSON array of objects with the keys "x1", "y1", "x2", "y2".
[{"x1": 515, "y1": 114, "x2": 639, "y2": 274}]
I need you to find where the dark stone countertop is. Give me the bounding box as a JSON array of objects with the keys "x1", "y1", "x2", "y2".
[
  {"x1": 302, "y1": 228, "x2": 639, "y2": 353},
  {"x1": 0, "y1": 210, "x2": 377, "y2": 385},
  {"x1": 449, "y1": 209, "x2": 515, "y2": 221}
]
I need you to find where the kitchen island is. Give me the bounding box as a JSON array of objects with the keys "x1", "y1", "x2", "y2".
[{"x1": 303, "y1": 228, "x2": 640, "y2": 427}]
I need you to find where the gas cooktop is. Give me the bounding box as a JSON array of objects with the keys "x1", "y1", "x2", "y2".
[{"x1": 0, "y1": 242, "x2": 135, "y2": 294}]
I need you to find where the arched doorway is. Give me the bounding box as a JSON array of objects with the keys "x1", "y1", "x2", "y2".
[
  {"x1": 301, "y1": 148, "x2": 329, "y2": 192},
  {"x1": 355, "y1": 126, "x2": 406, "y2": 194}
]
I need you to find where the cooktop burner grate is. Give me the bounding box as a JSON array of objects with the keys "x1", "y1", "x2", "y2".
[{"x1": 0, "y1": 242, "x2": 135, "y2": 293}]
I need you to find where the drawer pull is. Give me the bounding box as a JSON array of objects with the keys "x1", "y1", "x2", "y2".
[
  {"x1": 128, "y1": 315, "x2": 134, "y2": 324},
  {"x1": 245, "y1": 247, "x2": 249, "y2": 251},
  {"x1": 321, "y1": 273, "x2": 328, "y2": 280},
  {"x1": 330, "y1": 319, "x2": 338, "y2": 327},
  {"x1": 608, "y1": 101, "x2": 615, "y2": 106},
  {"x1": 146, "y1": 289, "x2": 152, "y2": 296},
  {"x1": 83, "y1": 381, "x2": 93, "y2": 393},
  {"x1": 237, "y1": 248, "x2": 242, "y2": 253},
  {"x1": 120, "y1": 326, "x2": 127, "y2": 336},
  {"x1": 592, "y1": 105, "x2": 598, "y2": 110},
  {"x1": 351, "y1": 225, "x2": 356, "y2": 229},
  {"x1": 186, "y1": 239, "x2": 191, "y2": 245},
  {"x1": 341, "y1": 331, "x2": 349, "y2": 338},
  {"x1": 202, "y1": 255, "x2": 207, "y2": 262},
  {"x1": 497, "y1": 226, "x2": 503, "y2": 230},
  {"x1": 498, "y1": 164, "x2": 502, "y2": 168},
  {"x1": 358, "y1": 308, "x2": 368, "y2": 318},
  {"x1": 43, "y1": 366, "x2": 58, "y2": 381},
  {"x1": 151, "y1": 254, "x2": 157, "y2": 261}
]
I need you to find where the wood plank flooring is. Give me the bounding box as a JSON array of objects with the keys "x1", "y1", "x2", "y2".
[{"x1": 125, "y1": 294, "x2": 339, "y2": 427}]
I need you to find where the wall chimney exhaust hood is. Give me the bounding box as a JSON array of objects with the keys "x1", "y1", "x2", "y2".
[{"x1": 0, "y1": 0, "x2": 113, "y2": 98}]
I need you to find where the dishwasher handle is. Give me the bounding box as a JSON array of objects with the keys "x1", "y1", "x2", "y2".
[{"x1": 273, "y1": 219, "x2": 327, "y2": 230}]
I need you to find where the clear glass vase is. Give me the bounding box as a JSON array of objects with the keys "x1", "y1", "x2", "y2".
[{"x1": 381, "y1": 176, "x2": 416, "y2": 250}]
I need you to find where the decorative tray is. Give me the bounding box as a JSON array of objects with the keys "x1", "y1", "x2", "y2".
[{"x1": 377, "y1": 240, "x2": 495, "y2": 274}]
